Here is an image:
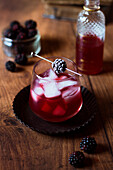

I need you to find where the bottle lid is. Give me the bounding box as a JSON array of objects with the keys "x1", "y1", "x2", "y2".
[{"x1": 84, "y1": 0, "x2": 100, "y2": 11}]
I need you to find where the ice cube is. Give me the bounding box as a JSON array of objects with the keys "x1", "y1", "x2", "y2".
[
  {"x1": 39, "y1": 77, "x2": 49, "y2": 84},
  {"x1": 31, "y1": 90, "x2": 38, "y2": 101},
  {"x1": 62, "y1": 86, "x2": 79, "y2": 103},
  {"x1": 34, "y1": 86, "x2": 44, "y2": 96},
  {"x1": 34, "y1": 79, "x2": 39, "y2": 86},
  {"x1": 41, "y1": 102, "x2": 52, "y2": 113},
  {"x1": 59, "y1": 75, "x2": 67, "y2": 80},
  {"x1": 53, "y1": 105, "x2": 66, "y2": 116},
  {"x1": 39, "y1": 69, "x2": 53, "y2": 78},
  {"x1": 62, "y1": 87, "x2": 78, "y2": 98},
  {"x1": 48, "y1": 69, "x2": 58, "y2": 80},
  {"x1": 57, "y1": 80, "x2": 77, "y2": 90},
  {"x1": 39, "y1": 69, "x2": 58, "y2": 84},
  {"x1": 43, "y1": 81, "x2": 61, "y2": 98}
]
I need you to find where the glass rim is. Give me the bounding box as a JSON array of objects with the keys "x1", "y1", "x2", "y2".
[
  {"x1": 33, "y1": 56, "x2": 79, "y2": 82},
  {"x1": 2, "y1": 29, "x2": 40, "y2": 43}
]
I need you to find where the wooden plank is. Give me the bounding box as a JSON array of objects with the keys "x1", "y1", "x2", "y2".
[
  {"x1": 73, "y1": 20, "x2": 113, "y2": 168},
  {"x1": 43, "y1": 4, "x2": 112, "y2": 23},
  {"x1": 44, "y1": 4, "x2": 82, "y2": 21},
  {"x1": 0, "y1": 0, "x2": 113, "y2": 170},
  {"x1": 42, "y1": 0, "x2": 113, "y2": 6},
  {"x1": 88, "y1": 24, "x2": 113, "y2": 152}
]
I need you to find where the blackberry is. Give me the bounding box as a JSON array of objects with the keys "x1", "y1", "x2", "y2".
[
  {"x1": 16, "y1": 32, "x2": 27, "y2": 40},
  {"x1": 17, "y1": 26, "x2": 25, "y2": 32},
  {"x1": 69, "y1": 151, "x2": 85, "y2": 167},
  {"x1": 4, "y1": 28, "x2": 16, "y2": 39},
  {"x1": 5, "y1": 61, "x2": 16, "y2": 72},
  {"x1": 18, "y1": 26, "x2": 28, "y2": 34},
  {"x1": 15, "y1": 53, "x2": 27, "y2": 65},
  {"x1": 52, "y1": 59, "x2": 67, "y2": 74},
  {"x1": 14, "y1": 45, "x2": 23, "y2": 54},
  {"x1": 25, "y1": 20, "x2": 37, "y2": 29},
  {"x1": 27, "y1": 29, "x2": 37, "y2": 38},
  {"x1": 80, "y1": 136, "x2": 97, "y2": 153},
  {"x1": 10, "y1": 21, "x2": 20, "y2": 31}
]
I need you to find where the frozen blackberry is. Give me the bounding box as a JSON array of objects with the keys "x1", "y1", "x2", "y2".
[
  {"x1": 27, "y1": 29, "x2": 37, "y2": 38},
  {"x1": 4, "y1": 28, "x2": 16, "y2": 39},
  {"x1": 16, "y1": 32, "x2": 27, "y2": 40},
  {"x1": 69, "y1": 151, "x2": 85, "y2": 167},
  {"x1": 15, "y1": 53, "x2": 27, "y2": 65},
  {"x1": 52, "y1": 59, "x2": 67, "y2": 74},
  {"x1": 5, "y1": 61, "x2": 16, "y2": 72},
  {"x1": 10, "y1": 21, "x2": 20, "y2": 31},
  {"x1": 25, "y1": 20, "x2": 37, "y2": 29},
  {"x1": 80, "y1": 136, "x2": 97, "y2": 154}
]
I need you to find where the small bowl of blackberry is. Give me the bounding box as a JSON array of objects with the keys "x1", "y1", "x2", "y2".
[{"x1": 2, "y1": 20, "x2": 41, "y2": 58}]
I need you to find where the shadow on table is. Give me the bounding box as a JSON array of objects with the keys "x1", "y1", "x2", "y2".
[
  {"x1": 14, "y1": 60, "x2": 36, "y2": 73},
  {"x1": 15, "y1": 67, "x2": 24, "y2": 72},
  {"x1": 102, "y1": 61, "x2": 113, "y2": 74},
  {"x1": 40, "y1": 35, "x2": 66, "y2": 55},
  {"x1": 26, "y1": 60, "x2": 36, "y2": 66},
  {"x1": 95, "y1": 143, "x2": 109, "y2": 154}
]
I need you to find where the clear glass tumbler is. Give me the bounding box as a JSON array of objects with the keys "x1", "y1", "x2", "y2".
[{"x1": 29, "y1": 56, "x2": 83, "y2": 122}]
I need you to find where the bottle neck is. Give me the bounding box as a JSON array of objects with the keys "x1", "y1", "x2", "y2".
[{"x1": 84, "y1": 0, "x2": 100, "y2": 11}]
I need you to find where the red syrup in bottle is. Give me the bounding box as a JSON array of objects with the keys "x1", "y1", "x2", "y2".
[{"x1": 76, "y1": 34, "x2": 104, "y2": 75}]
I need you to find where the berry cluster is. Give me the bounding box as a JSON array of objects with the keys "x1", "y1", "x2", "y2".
[
  {"x1": 5, "y1": 53, "x2": 27, "y2": 72},
  {"x1": 4, "y1": 20, "x2": 37, "y2": 72},
  {"x1": 69, "y1": 151, "x2": 85, "y2": 168},
  {"x1": 69, "y1": 136, "x2": 97, "y2": 168},
  {"x1": 4, "y1": 20, "x2": 37, "y2": 40},
  {"x1": 5, "y1": 61, "x2": 16, "y2": 72},
  {"x1": 80, "y1": 136, "x2": 97, "y2": 153}
]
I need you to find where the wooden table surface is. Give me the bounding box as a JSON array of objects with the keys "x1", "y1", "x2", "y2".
[{"x1": 0, "y1": 0, "x2": 113, "y2": 169}]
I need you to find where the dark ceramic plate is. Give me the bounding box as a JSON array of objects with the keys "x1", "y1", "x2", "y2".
[{"x1": 13, "y1": 85, "x2": 98, "y2": 135}]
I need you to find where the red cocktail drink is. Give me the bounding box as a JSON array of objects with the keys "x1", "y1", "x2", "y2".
[
  {"x1": 76, "y1": 34, "x2": 104, "y2": 75},
  {"x1": 29, "y1": 57, "x2": 83, "y2": 122}
]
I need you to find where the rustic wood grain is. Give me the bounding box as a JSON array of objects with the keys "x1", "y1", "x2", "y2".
[
  {"x1": 42, "y1": 1, "x2": 113, "y2": 23},
  {"x1": 42, "y1": 0, "x2": 113, "y2": 6},
  {"x1": 0, "y1": 0, "x2": 113, "y2": 170}
]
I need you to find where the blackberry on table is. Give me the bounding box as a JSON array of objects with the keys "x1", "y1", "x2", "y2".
[
  {"x1": 15, "y1": 53, "x2": 27, "y2": 65},
  {"x1": 52, "y1": 59, "x2": 67, "y2": 74},
  {"x1": 69, "y1": 151, "x2": 85, "y2": 167},
  {"x1": 5, "y1": 61, "x2": 16, "y2": 72},
  {"x1": 25, "y1": 20, "x2": 37, "y2": 29},
  {"x1": 80, "y1": 136, "x2": 97, "y2": 154}
]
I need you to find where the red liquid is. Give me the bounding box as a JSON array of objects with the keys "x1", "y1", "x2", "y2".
[
  {"x1": 76, "y1": 34, "x2": 104, "y2": 75},
  {"x1": 29, "y1": 70, "x2": 83, "y2": 122}
]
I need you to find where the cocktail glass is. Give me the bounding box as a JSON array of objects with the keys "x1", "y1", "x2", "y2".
[{"x1": 29, "y1": 56, "x2": 83, "y2": 122}]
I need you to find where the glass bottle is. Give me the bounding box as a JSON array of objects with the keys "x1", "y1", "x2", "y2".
[{"x1": 76, "y1": 0, "x2": 105, "y2": 75}]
